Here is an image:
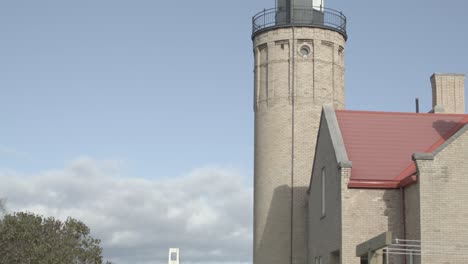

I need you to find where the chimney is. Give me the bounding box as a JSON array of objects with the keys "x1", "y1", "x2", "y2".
[{"x1": 431, "y1": 73, "x2": 465, "y2": 114}]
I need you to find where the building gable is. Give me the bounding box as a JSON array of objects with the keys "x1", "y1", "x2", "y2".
[
  {"x1": 308, "y1": 105, "x2": 351, "y2": 192},
  {"x1": 307, "y1": 105, "x2": 349, "y2": 263}
]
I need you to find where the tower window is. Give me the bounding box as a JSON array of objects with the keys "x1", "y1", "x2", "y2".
[
  {"x1": 298, "y1": 44, "x2": 312, "y2": 58},
  {"x1": 338, "y1": 46, "x2": 344, "y2": 56},
  {"x1": 321, "y1": 40, "x2": 333, "y2": 47},
  {"x1": 275, "y1": 40, "x2": 289, "y2": 50}
]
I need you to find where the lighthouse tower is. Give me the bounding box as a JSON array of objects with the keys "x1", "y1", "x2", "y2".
[{"x1": 252, "y1": 1, "x2": 347, "y2": 264}]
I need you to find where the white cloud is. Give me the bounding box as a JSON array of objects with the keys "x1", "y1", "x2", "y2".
[{"x1": 0, "y1": 157, "x2": 253, "y2": 264}]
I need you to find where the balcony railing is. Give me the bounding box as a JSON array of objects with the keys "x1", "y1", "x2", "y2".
[{"x1": 252, "y1": 6, "x2": 347, "y2": 39}]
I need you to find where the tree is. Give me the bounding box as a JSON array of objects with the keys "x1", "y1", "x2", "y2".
[
  {"x1": 0, "y1": 198, "x2": 6, "y2": 215},
  {"x1": 0, "y1": 212, "x2": 111, "y2": 264}
]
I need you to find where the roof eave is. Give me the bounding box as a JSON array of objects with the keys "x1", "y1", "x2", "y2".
[
  {"x1": 323, "y1": 105, "x2": 351, "y2": 166},
  {"x1": 348, "y1": 180, "x2": 401, "y2": 189}
]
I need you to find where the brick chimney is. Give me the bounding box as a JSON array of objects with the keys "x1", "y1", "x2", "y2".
[{"x1": 431, "y1": 73, "x2": 466, "y2": 114}]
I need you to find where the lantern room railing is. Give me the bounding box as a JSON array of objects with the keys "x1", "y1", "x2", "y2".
[{"x1": 252, "y1": 6, "x2": 347, "y2": 40}]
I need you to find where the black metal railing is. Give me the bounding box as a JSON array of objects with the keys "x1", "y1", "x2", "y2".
[{"x1": 252, "y1": 6, "x2": 347, "y2": 39}]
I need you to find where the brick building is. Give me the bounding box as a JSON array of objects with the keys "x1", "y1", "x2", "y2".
[
  {"x1": 308, "y1": 85, "x2": 467, "y2": 263},
  {"x1": 251, "y1": 1, "x2": 468, "y2": 264}
]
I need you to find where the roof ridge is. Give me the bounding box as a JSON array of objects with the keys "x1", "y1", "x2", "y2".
[
  {"x1": 425, "y1": 116, "x2": 468, "y2": 153},
  {"x1": 336, "y1": 109, "x2": 468, "y2": 117},
  {"x1": 394, "y1": 116, "x2": 468, "y2": 183}
]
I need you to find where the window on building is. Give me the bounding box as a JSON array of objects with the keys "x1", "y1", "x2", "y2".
[
  {"x1": 315, "y1": 256, "x2": 322, "y2": 264},
  {"x1": 321, "y1": 167, "x2": 326, "y2": 217},
  {"x1": 360, "y1": 256, "x2": 368, "y2": 264},
  {"x1": 330, "y1": 250, "x2": 340, "y2": 264},
  {"x1": 409, "y1": 251, "x2": 414, "y2": 264},
  {"x1": 171, "y1": 252, "x2": 177, "y2": 261}
]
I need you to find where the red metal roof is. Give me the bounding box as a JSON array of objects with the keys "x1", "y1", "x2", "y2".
[{"x1": 335, "y1": 110, "x2": 468, "y2": 189}]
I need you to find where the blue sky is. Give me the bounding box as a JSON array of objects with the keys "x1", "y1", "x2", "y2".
[
  {"x1": 1, "y1": 0, "x2": 468, "y2": 263},
  {"x1": 1, "y1": 0, "x2": 468, "y2": 177},
  {"x1": 0, "y1": 0, "x2": 258, "y2": 177}
]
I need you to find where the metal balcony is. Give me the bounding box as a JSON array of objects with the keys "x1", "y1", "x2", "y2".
[{"x1": 252, "y1": 6, "x2": 347, "y2": 40}]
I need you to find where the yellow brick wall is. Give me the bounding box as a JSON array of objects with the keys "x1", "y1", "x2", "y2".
[
  {"x1": 307, "y1": 113, "x2": 342, "y2": 264},
  {"x1": 340, "y1": 173, "x2": 404, "y2": 264},
  {"x1": 431, "y1": 73, "x2": 466, "y2": 114},
  {"x1": 415, "y1": 128, "x2": 468, "y2": 264},
  {"x1": 253, "y1": 27, "x2": 345, "y2": 264}
]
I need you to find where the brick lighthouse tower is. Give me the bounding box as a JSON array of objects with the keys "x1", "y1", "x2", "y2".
[{"x1": 252, "y1": 1, "x2": 347, "y2": 264}]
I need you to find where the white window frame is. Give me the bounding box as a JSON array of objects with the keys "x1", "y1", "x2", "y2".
[
  {"x1": 315, "y1": 256, "x2": 322, "y2": 264},
  {"x1": 321, "y1": 167, "x2": 326, "y2": 217}
]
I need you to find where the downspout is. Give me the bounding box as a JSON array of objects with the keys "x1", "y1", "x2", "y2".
[
  {"x1": 290, "y1": 25, "x2": 296, "y2": 264},
  {"x1": 400, "y1": 187, "x2": 407, "y2": 264}
]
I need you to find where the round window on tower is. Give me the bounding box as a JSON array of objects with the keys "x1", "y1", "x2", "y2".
[{"x1": 298, "y1": 44, "x2": 312, "y2": 58}]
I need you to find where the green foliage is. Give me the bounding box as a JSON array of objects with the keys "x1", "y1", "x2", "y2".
[
  {"x1": 0, "y1": 198, "x2": 6, "y2": 215},
  {"x1": 0, "y1": 212, "x2": 109, "y2": 264}
]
